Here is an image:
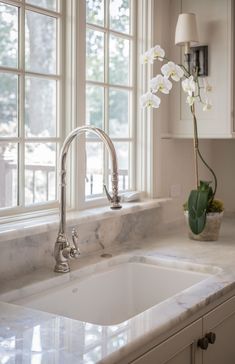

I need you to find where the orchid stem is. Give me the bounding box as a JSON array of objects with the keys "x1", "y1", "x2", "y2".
[
  {"x1": 191, "y1": 102, "x2": 199, "y2": 189},
  {"x1": 190, "y1": 102, "x2": 217, "y2": 196}
]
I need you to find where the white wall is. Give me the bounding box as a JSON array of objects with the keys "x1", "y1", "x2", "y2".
[
  {"x1": 160, "y1": 139, "x2": 212, "y2": 203},
  {"x1": 211, "y1": 140, "x2": 235, "y2": 213}
]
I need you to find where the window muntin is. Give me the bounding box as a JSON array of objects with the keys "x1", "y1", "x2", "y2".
[
  {"x1": 85, "y1": 0, "x2": 135, "y2": 199},
  {"x1": 0, "y1": 1, "x2": 62, "y2": 213}
]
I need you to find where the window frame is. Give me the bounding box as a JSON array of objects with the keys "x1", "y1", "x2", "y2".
[{"x1": 0, "y1": 0, "x2": 65, "y2": 219}]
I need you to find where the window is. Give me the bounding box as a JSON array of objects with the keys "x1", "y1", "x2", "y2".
[
  {"x1": 85, "y1": 0, "x2": 136, "y2": 199},
  {"x1": 0, "y1": 0, "x2": 140, "y2": 220},
  {"x1": 0, "y1": 0, "x2": 62, "y2": 216}
]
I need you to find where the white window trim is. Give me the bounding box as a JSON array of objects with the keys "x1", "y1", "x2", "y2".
[{"x1": 136, "y1": 0, "x2": 158, "y2": 198}]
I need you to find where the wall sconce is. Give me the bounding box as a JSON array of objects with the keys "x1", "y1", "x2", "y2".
[
  {"x1": 190, "y1": 45, "x2": 208, "y2": 76},
  {"x1": 175, "y1": 13, "x2": 208, "y2": 76}
]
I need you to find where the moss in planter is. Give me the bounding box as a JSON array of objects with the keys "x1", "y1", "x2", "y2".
[
  {"x1": 183, "y1": 199, "x2": 224, "y2": 213},
  {"x1": 207, "y1": 199, "x2": 224, "y2": 213}
]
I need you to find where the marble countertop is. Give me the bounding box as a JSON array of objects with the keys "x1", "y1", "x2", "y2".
[{"x1": 1, "y1": 217, "x2": 235, "y2": 364}]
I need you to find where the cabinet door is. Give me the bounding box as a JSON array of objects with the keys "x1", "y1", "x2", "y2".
[
  {"x1": 203, "y1": 296, "x2": 235, "y2": 364},
  {"x1": 132, "y1": 319, "x2": 202, "y2": 364}
]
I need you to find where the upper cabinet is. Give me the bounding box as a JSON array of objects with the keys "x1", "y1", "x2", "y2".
[{"x1": 164, "y1": 0, "x2": 234, "y2": 139}]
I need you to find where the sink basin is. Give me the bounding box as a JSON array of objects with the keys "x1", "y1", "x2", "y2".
[{"x1": 13, "y1": 258, "x2": 212, "y2": 325}]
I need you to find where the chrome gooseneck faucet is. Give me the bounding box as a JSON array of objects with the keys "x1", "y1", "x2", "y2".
[{"x1": 54, "y1": 126, "x2": 122, "y2": 273}]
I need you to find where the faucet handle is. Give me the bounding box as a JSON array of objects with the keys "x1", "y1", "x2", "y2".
[
  {"x1": 103, "y1": 184, "x2": 122, "y2": 209},
  {"x1": 103, "y1": 184, "x2": 112, "y2": 202},
  {"x1": 71, "y1": 228, "x2": 80, "y2": 258}
]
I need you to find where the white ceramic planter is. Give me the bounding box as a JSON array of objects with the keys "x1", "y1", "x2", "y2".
[{"x1": 184, "y1": 211, "x2": 224, "y2": 241}]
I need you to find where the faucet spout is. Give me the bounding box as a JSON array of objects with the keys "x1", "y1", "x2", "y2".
[{"x1": 54, "y1": 126, "x2": 122, "y2": 273}]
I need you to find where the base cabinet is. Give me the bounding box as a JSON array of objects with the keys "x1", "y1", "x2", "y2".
[
  {"x1": 132, "y1": 319, "x2": 202, "y2": 364},
  {"x1": 203, "y1": 296, "x2": 235, "y2": 364},
  {"x1": 132, "y1": 295, "x2": 235, "y2": 364}
]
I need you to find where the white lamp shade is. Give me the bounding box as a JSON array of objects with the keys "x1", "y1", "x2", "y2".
[{"x1": 175, "y1": 13, "x2": 199, "y2": 45}]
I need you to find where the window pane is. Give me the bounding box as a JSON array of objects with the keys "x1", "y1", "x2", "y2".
[
  {"x1": 26, "y1": 0, "x2": 57, "y2": 11},
  {"x1": 109, "y1": 142, "x2": 129, "y2": 191},
  {"x1": 109, "y1": 35, "x2": 129, "y2": 86},
  {"x1": 85, "y1": 142, "x2": 103, "y2": 197},
  {"x1": 0, "y1": 143, "x2": 18, "y2": 208},
  {"x1": 0, "y1": 73, "x2": 18, "y2": 137},
  {"x1": 25, "y1": 11, "x2": 56, "y2": 74},
  {"x1": 25, "y1": 77, "x2": 56, "y2": 137},
  {"x1": 86, "y1": 29, "x2": 104, "y2": 82},
  {"x1": 84, "y1": 346, "x2": 102, "y2": 363},
  {"x1": 110, "y1": 0, "x2": 130, "y2": 34},
  {"x1": 0, "y1": 3, "x2": 18, "y2": 68},
  {"x1": 25, "y1": 143, "x2": 56, "y2": 204},
  {"x1": 86, "y1": 0, "x2": 104, "y2": 26},
  {"x1": 86, "y1": 85, "x2": 104, "y2": 129},
  {"x1": 108, "y1": 331, "x2": 128, "y2": 351},
  {"x1": 109, "y1": 89, "x2": 129, "y2": 137}
]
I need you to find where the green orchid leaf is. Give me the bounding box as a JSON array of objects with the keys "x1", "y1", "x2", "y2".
[
  {"x1": 199, "y1": 180, "x2": 214, "y2": 205},
  {"x1": 199, "y1": 180, "x2": 211, "y2": 191},
  {"x1": 188, "y1": 189, "x2": 209, "y2": 234}
]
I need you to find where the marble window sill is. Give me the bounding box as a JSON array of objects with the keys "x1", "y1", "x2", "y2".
[{"x1": 0, "y1": 198, "x2": 171, "y2": 243}]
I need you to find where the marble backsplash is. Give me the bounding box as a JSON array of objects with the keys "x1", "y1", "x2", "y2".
[{"x1": 0, "y1": 199, "x2": 179, "y2": 282}]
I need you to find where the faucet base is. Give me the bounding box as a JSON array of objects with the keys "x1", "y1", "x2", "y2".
[{"x1": 54, "y1": 261, "x2": 70, "y2": 273}]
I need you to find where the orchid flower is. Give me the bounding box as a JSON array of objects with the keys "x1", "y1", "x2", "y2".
[
  {"x1": 182, "y1": 76, "x2": 196, "y2": 95},
  {"x1": 141, "y1": 45, "x2": 165, "y2": 64},
  {"x1": 152, "y1": 45, "x2": 165, "y2": 61},
  {"x1": 161, "y1": 61, "x2": 184, "y2": 81},
  {"x1": 150, "y1": 75, "x2": 172, "y2": 94},
  {"x1": 140, "y1": 92, "x2": 161, "y2": 108},
  {"x1": 141, "y1": 48, "x2": 155, "y2": 64},
  {"x1": 186, "y1": 95, "x2": 195, "y2": 106}
]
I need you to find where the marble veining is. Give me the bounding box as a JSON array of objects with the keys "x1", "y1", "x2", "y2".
[
  {"x1": 0, "y1": 200, "x2": 172, "y2": 281},
  {"x1": 1, "y1": 217, "x2": 235, "y2": 363}
]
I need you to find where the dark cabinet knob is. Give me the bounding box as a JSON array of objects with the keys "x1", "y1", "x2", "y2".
[
  {"x1": 206, "y1": 332, "x2": 216, "y2": 344},
  {"x1": 198, "y1": 337, "x2": 209, "y2": 350}
]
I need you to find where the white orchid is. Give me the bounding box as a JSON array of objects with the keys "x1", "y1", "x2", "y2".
[
  {"x1": 140, "y1": 92, "x2": 161, "y2": 108},
  {"x1": 150, "y1": 75, "x2": 172, "y2": 94},
  {"x1": 182, "y1": 76, "x2": 196, "y2": 95},
  {"x1": 153, "y1": 45, "x2": 165, "y2": 61},
  {"x1": 141, "y1": 45, "x2": 165, "y2": 64},
  {"x1": 141, "y1": 48, "x2": 155, "y2": 64},
  {"x1": 141, "y1": 45, "x2": 213, "y2": 114},
  {"x1": 161, "y1": 61, "x2": 184, "y2": 81},
  {"x1": 203, "y1": 99, "x2": 212, "y2": 111},
  {"x1": 186, "y1": 95, "x2": 195, "y2": 106}
]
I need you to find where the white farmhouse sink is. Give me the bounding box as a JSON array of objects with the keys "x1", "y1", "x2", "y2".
[{"x1": 14, "y1": 258, "x2": 212, "y2": 325}]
